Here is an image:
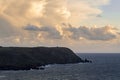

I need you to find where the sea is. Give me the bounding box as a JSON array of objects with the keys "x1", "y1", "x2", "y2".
[{"x1": 0, "y1": 53, "x2": 120, "y2": 80}]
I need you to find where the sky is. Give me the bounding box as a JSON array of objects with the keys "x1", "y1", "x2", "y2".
[{"x1": 0, "y1": 0, "x2": 120, "y2": 53}]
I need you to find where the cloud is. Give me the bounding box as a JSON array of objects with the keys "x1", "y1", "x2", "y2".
[
  {"x1": 67, "y1": 0, "x2": 110, "y2": 25},
  {"x1": 1, "y1": 0, "x2": 120, "y2": 53},
  {"x1": 0, "y1": 0, "x2": 110, "y2": 28},
  {"x1": 0, "y1": 17, "x2": 19, "y2": 38},
  {"x1": 0, "y1": 0, "x2": 69, "y2": 40},
  {"x1": 65, "y1": 25, "x2": 119, "y2": 41},
  {"x1": 0, "y1": 0, "x2": 111, "y2": 36},
  {"x1": 24, "y1": 25, "x2": 41, "y2": 31},
  {"x1": 0, "y1": 0, "x2": 47, "y2": 27},
  {"x1": 24, "y1": 24, "x2": 120, "y2": 41},
  {"x1": 24, "y1": 24, "x2": 62, "y2": 39},
  {"x1": 0, "y1": 0, "x2": 69, "y2": 28},
  {"x1": 96, "y1": 15, "x2": 102, "y2": 18}
]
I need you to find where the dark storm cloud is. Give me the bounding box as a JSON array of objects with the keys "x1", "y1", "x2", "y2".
[{"x1": 24, "y1": 25, "x2": 62, "y2": 39}]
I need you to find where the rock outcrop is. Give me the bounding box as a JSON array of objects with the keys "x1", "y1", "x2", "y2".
[{"x1": 0, "y1": 47, "x2": 85, "y2": 70}]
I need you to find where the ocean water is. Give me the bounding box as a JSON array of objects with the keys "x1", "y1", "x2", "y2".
[{"x1": 0, "y1": 53, "x2": 120, "y2": 80}]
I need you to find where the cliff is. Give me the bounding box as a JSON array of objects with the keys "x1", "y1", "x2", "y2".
[{"x1": 0, "y1": 47, "x2": 85, "y2": 70}]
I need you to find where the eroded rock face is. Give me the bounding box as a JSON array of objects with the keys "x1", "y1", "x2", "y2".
[{"x1": 0, "y1": 47, "x2": 84, "y2": 70}]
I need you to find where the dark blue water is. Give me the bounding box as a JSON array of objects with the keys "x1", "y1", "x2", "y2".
[
  {"x1": 77, "y1": 53, "x2": 120, "y2": 80},
  {"x1": 0, "y1": 53, "x2": 120, "y2": 80}
]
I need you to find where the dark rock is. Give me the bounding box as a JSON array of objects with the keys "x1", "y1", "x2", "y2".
[
  {"x1": 0, "y1": 47, "x2": 85, "y2": 70},
  {"x1": 84, "y1": 58, "x2": 92, "y2": 63},
  {"x1": 39, "y1": 66, "x2": 45, "y2": 70}
]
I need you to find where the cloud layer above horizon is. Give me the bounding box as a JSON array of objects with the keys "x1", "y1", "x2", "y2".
[{"x1": 0, "y1": 0, "x2": 120, "y2": 52}]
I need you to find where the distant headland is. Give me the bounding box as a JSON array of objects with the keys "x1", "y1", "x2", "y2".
[{"x1": 0, "y1": 46, "x2": 91, "y2": 70}]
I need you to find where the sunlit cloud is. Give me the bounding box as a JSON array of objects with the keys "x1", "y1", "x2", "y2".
[
  {"x1": 28, "y1": 1, "x2": 46, "y2": 18},
  {"x1": 0, "y1": 0, "x2": 110, "y2": 27},
  {"x1": 67, "y1": 0, "x2": 110, "y2": 26},
  {"x1": 23, "y1": 24, "x2": 120, "y2": 41},
  {"x1": 0, "y1": 0, "x2": 120, "y2": 52},
  {"x1": 66, "y1": 25, "x2": 119, "y2": 41}
]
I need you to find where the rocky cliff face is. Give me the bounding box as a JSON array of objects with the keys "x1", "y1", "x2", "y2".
[{"x1": 0, "y1": 47, "x2": 84, "y2": 70}]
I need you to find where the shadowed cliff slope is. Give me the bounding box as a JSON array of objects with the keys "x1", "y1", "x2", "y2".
[{"x1": 0, "y1": 47, "x2": 84, "y2": 70}]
